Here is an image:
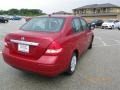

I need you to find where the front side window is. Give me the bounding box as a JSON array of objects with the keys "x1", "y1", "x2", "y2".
[
  {"x1": 72, "y1": 18, "x2": 83, "y2": 32},
  {"x1": 21, "y1": 17, "x2": 65, "y2": 32},
  {"x1": 80, "y1": 19, "x2": 88, "y2": 30}
]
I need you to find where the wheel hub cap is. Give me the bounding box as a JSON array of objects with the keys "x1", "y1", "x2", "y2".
[{"x1": 71, "y1": 56, "x2": 77, "y2": 72}]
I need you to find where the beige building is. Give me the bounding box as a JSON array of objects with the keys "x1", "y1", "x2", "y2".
[{"x1": 73, "y1": 3, "x2": 120, "y2": 21}]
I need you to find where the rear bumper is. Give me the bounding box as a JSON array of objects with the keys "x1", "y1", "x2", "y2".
[
  {"x1": 2, "y1": 48, "x2": 62, "y2": 77},
  {"x1": 102, "y1": 25, "x2": 112, "y2": 29}
]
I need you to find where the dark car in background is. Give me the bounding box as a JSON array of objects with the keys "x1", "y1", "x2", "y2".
[
  {"x1": 91, "y1": 19, "x2": 103, "y2": 28},
  {"x1": 12, "y1": 16, "x2": 22, "y2": 20},
  {"x1": 0, "y1": 16, "x2": 9, "y2": 23}
]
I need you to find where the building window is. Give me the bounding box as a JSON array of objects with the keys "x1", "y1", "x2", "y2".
[
  {"x1": 103, "y1": 8, "x2": 106, "y2": 13},
  {"x1": 93, "y1": 8, "x2": 96, "y2": 14}
]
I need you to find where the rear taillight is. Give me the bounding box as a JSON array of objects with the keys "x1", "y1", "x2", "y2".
[{"x1": 45, "y1": 41, "x2": 62, "y2": 55}]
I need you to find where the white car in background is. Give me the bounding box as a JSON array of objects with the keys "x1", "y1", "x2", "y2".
[{"x1": 101, "y1": 20, "x2": 119, "y2": 29}]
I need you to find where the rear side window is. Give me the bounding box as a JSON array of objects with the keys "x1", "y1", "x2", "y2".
[
  {"x1": 80, "y1": 19, "x2": 88, "y2": 30},
  {"x1": 21, "y1": 17, "x2": 64, "y2": 32},
  {"x1": 72, "y1": 18, "x2": 83, "y2": 32}
]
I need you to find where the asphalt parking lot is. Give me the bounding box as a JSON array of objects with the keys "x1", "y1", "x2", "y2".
[{"x1": 0, "y1": 20, "x2": 120, "y2": 90}]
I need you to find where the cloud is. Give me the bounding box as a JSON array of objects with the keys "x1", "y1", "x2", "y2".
[{"x1": 0, "y1": 0, "x2": 120, "y2": 14}]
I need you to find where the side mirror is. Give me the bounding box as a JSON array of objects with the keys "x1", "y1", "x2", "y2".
[
  {"x1": 91, "y1": 26, "x2": 95, "y2": 30},
  {"x1": 25, "y1": 17, "x2": 32, "y2": 22},
  {"x1": 88, "y1": 23, "x2": 94, "y2": 30}
]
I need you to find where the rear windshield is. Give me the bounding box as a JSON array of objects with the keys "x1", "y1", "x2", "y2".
[{"x1": 21, "y1": 17, "x2": 65, "y2": 32}]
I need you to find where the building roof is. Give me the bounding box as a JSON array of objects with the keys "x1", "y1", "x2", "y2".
[
  {"x1": 74, "y1": 3, "x2": 120, "y2": 10},
  {"x1": 52, "y1": 11, "x2": 72, "y2": 15}
]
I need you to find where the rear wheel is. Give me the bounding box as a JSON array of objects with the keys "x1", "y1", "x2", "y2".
[
  {"x1": 118, "y1": 27, "x2": 120, "y2": 30},
  {"x1": 111, "y1": 25, "x2": 114, "y2": 29},
  {"x1": 66, "y1": 53, "x2": 77, "y2": 75},
  {"x1": 101, "y1": 26, "x2": 104, "y2": 29}
]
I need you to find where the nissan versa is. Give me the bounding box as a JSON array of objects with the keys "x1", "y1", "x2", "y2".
[{"x1": 2, "y1": 15, "x2": 94, "y2": 77}]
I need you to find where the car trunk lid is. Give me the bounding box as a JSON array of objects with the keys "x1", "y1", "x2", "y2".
[{"x1": 6, "y1": 30, "x2": 60, "y2": 60}]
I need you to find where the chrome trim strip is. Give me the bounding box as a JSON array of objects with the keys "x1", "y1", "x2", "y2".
[{"x1": 10, "y1": 39, "x2": 39, "y2": 46}]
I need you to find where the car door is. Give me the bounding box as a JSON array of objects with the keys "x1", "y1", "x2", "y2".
[
  {"x1": 80, "y1": 18, "x2": 93, "y2": 50},
  {"x1": 71, "y1": 18, "x2": 86, "y2": 54}
]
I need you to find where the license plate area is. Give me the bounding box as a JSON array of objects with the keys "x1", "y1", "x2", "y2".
[{"x1": 18, "y1": 44, "x2": 29, "y2": 53}]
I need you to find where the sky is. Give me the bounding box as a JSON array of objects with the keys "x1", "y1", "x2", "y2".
[{"x1": 0, "y1": 0, "x2": 120, "y2": 14}]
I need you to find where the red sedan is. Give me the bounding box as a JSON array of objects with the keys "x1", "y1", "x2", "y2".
[{"x1": 2, "y1": 15, "x2": 94, "y2": 77}]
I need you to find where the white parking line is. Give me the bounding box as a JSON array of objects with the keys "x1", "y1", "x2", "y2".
[
  {"x1": 115, "y1": 40, "x2": 120, "y2": 44},
  {"x1": 93, "y1": 43, "x2": 120, "y2": 47},
  {"x1": 97, "y1": 37, "x2": 108, "y2": 46},
  {"x1": 93, "y1": 36, "x2": 120, "y2": 47}
]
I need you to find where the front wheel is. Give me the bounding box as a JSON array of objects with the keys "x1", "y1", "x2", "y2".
[
  {"x1": 88, "y1": 37, "x2": 94, "y2": 49},
  {"x1": 6, "y1": 20, "x2": 8, "y2": 23},
  {"x1": 66, "y1": 53, "x2": 77, "y2": 75}
]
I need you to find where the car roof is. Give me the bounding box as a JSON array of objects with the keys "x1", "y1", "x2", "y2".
[{"x1": 37, "y1": 15, "x2": 82, "y2": 18}]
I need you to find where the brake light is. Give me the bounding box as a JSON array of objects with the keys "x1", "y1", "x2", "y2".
[{"x1": 45, "y1": 41, "x2": 62, "y2": 55}]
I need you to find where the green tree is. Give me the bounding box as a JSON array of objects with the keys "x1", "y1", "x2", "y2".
[
  {"x1": 0, "y1": 9, "x2": 46, "y2": 16},
  {"x1": 8, "y1": 9, "x2": 20, "y2": 15}
]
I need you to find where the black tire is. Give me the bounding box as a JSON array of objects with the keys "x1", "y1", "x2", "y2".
[
  {"x1": 101, "y1": 26, "x2": 104, "y2": 29},
  {"x1": 88, "y1": 37, "x2": 93, "y2": 49},
  {"x1": 6, "y1": 20, "x2": 8, "y2": 23},
  {"x1": 66, "y1": 53, "x2": 77, "y2": 75},
  {"x1": 3, "y1": 21, "x2": 5, "y2": 23},
  {"x1": 118, "y1": 27, "x2": 120, "y2": 30},
  {"x1": 111, "y1": 25, "x2": 114, "y2": 29}
]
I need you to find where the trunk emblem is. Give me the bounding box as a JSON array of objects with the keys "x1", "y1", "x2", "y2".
[{"x1": 21, "y1": 37, "x2": 25, "y2": 41}]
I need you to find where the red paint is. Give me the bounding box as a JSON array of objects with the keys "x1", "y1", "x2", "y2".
[{"x1": 2, "y1": 15, "x2": 94, "y2": 77}]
